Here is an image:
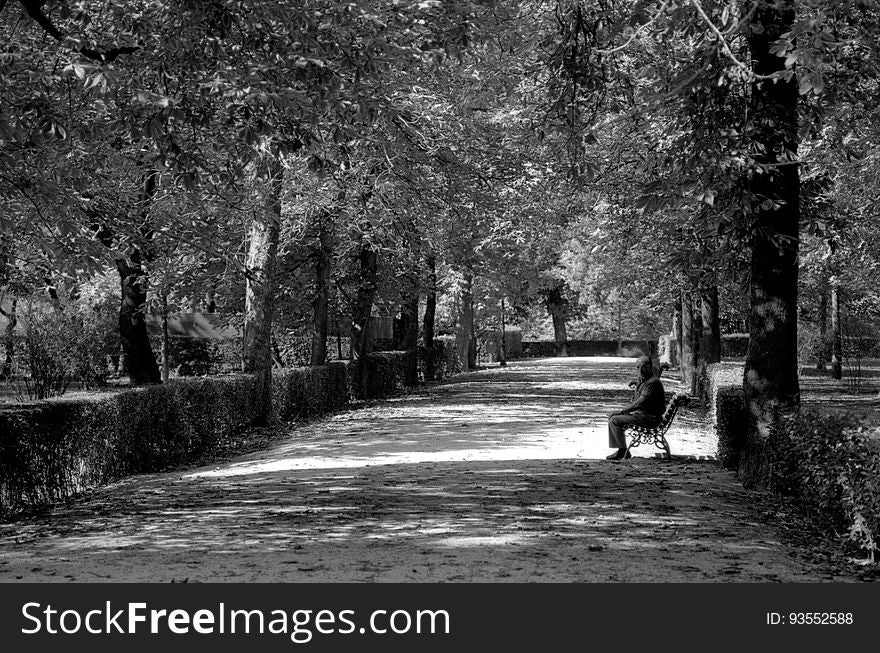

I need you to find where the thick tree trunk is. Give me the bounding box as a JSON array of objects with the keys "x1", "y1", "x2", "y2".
[
  {"x1": 310, "y1": 218, "x2": 333, "y2": 366},
  {"x1": 1, "y1": 297, "x2": 16, "y2": 380},
  {"x1": 350, "y1": 243, "x2": 378, "y2": 396},
  {"x1": 701, "y1": 285, "x2": 721, "y2": 364},
  {"x1": 499, "y1": 298, "x2": 507, "y2": 367},
  {"x1": 545, "y1": 285, "x2": 568, "y2": 357},
  {"x1": 160, "y1": 292, "x2": 170, "y2": 383},
  {"x1": 743, "y1": 0, "x2": 801, "y2": 449},
  {"x1": 681, "y1": 291, "x2": 698, "y2": 395},
  {"x1": 831, "y1": 287, "x2": 842, "y2": 380},
  {"x1": 398, "y1": 294, "x2": 419, "y2": 385},
  {"x1": 816, "y1": 289, "x2": 827, "y2": 371},
  {"x1": 669, "y1": 302, "x2": 682, "y2": 367},
  {"x1": 422, "y1": 254, "x2": 437, "y2": 380},
  {"x1": 456, "y1": 269, "x2": 474, "y2": 372},
  {"x1": 242, "y1": 157, "x2": 283, "y2": 422},
  {"x1": 117, "y1": 257, "x2": 161, "y2": 386}
]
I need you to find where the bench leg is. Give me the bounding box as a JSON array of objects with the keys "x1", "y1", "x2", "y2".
[{"x1": 659, "y1": 436, "x2": 671, "y2": 459}]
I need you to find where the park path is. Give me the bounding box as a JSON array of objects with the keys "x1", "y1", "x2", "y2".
[{"x1": 0, "y1": 357, "x2": 858, "y2": 582}]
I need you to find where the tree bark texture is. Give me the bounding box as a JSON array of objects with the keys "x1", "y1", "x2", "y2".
[
  {"x1": 398, "y1": 294, "x2": 419, "y2": 385},
  {"x1": 681, "y1": 291, "x2": 698, "y2": 395},
  {"x1": 816, "y1": 289, "x2": 827, "y2": 371},
  {"x1": 831, "y1": 287, "x2": 842, "y2": 380},
  {"x1": 310, "y1": 216, "x2": 333, "y2": 366},
  {"x1": 117, "y1": 257, "x2": 161, "y2": 386},
  {"x1": 350, "y1": 243, "x2": 378, "y2": 396},
  {"x1": 422, "y1": 254, "x2": 437, "y2": 380},
  {"x1": 701, "y1": 285, "x2": 721, "y2": 364},
  {"x1": 456, "y1": 270, "x2": 474, "y2": 372},
  {"x1": 242, "y1": 158, "x2": 283, "y2": 421},
  {"x1": 670, "y1": 302, "x2": 682, "y2": 368},
  {"x1": 1, "y1": 297, "x2": 16, "y2": 380},
  {"x1": 743, "y1": 0, "x2": 801, "y2": 444},
  {"x1": 160, "y1": 293, "x2": 169, "y2": 383},
  {"x1": 544, "y1": 285, "x2": 568, "y2": 357},
  {"x1": 115, "y1": 171, "x2": 161, "y2": 386}
]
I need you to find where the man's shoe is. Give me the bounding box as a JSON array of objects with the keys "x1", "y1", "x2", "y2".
[{"x1": 606, "y1": 449, "x2": 625, "y2": 460}]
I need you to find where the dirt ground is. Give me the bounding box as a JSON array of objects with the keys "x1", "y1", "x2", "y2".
[{"x1": 0, "y1": 357, "x2": 872, "y2": 583}]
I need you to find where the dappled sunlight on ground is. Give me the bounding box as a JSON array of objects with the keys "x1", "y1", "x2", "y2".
[{"x1": 0, "y1": 357, "x2": 856, "y2": 582}]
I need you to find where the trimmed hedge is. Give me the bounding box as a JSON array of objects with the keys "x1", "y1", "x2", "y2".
[
  {"x1": 771, "y1": 411, "x2": 880, "y2": 559},
  {"x1": 273, "y1": 362, "x2": 349, "y2": 421},
  {"x1": 705, "y1": 363, "x2": 747, "y2": 470},
  {"x1": 521, "y1": 339, "x2": 657, "y2": 358},
  {"x1": 419, "y1": 336, "x2": 461, "y2": 382},
  {"x1": 347, "y1": 350, "x2": 418, "y2": 400},
  {"x1": 1, "y1": 346, "x2": 461, "y2": 515},
  {"x1": 721, "y1": 333, "x2": 749, "y2": 358},
  {"x1": 0, "y1": 375, "x2": 262, "y2": 514}
]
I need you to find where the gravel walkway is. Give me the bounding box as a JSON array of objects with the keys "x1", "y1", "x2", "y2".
[{"x1": 0, "y1": 357, "x2": 860, "y2": 582}]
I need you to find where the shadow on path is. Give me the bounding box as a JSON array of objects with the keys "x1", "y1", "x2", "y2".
[{"x1": 0, "y1": 357, "x2": 856, "y2": 582}]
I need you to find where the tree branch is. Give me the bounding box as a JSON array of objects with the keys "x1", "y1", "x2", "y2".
[{"x1": 18, "y1": 0, "x2": 138, "y2": 62}]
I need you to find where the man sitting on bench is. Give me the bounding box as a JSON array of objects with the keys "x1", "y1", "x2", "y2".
[{"x1": 606, "y1": 356, "x2": 666, "y2": 460}]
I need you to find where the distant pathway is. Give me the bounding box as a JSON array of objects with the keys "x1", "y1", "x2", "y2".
[{"x1": 0, "y1": 357, "x2": 857, "y2": 582}]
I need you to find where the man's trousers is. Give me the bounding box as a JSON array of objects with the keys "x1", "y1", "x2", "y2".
[{"x1": 608, "y1": 412, "x2": 661, "y2": 449}]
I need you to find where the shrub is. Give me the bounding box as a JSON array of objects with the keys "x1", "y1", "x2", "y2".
[
  {"x1": 348, "y1": 351, "x2": 418, "y2": 400},
  {"x1": 706, "y1": 363, "x2": 747, "y2": 470},
  {"x1": 720, "y1": 333, "x2": 749, "y2": 358},
  {"x1": 419, "y1": 336, "x2": 460, "y2": 382},
  {"x1": 19, "y1": 298, "x2": 115, "y2": 398},
  {"x1": 771, "y1": 410, "x2": 880, "y2": 561},
  {"x1": 0, "y1": 374, "x2": 262, "y2": 515},
  {"x1": 273, "y1": 362, "x2": 348, "y2": 421}
]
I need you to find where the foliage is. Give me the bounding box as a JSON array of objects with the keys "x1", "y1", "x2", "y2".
[
  {"x1": 771, "y1": 410, "x2": 880, "y2": 561},
  {"x1": 348, "y1": 350, "x2": 419, "y2": 400},
  {"x1": 0, "y1": 374, "x2": 262, "y2": 514},
  {"x1": 19, "y1": 295, "x2": 115, "y2": 399},
  {"x1": 273, "y1": 362, "x2": 348, "y2": 422}
]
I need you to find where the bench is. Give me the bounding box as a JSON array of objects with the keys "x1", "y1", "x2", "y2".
[{"x1": 624, "y1": 392, "x2": 690, "y2": 459}]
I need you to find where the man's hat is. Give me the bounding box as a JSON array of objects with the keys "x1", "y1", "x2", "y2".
[{"x1": 635, "y1": 355, "x2": 652, "y2": 367}]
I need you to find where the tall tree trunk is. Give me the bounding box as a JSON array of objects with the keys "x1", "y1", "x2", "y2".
[
  {"x1": 544, "y1": 284, "x2": 568, "y2": 357},
  {"x1": 398, "y1": 293, "x2": 419, "y2": 385},
  {"x1": 351, "y1": 242, "x2": 378, "y2": 396},
  {"x1": 816, "y1": 288, "x2": 827, "y2": 371},
  {"x1": 456, "y1": 269, "x2": 474, "y2": 372},
  {"x1": 310, "y1": 216, "x2": 333, "y2": 366},
  {"x1": 1, "y1": 297, "x2": 16, "y2": 380},
  {"x1": 743, "y1": 0, "x2": 801, "y2": 451},
  {"x1": 831, "y1": 287, "x2": 842, "y2": 380},
  {"x1": 681, "y1": 291, "x2": 698, "y2": 395},
  {"x1": 117, "y1": 256, "x2": 161, "y2": 386},
  {"x1": 422, "y1": 254, "x2": 437, "y2": 380},
  {"x1": 0, "y1": 241, "x2": 14, "y2": 379},
  {"x1": 242, "y1": 157, "x2": 283, "y2": 422},
  {"x1": 115, "y1": 172, "x2": 161, "y2": 386},
  {"x1": 669, "y1": 302, "x2": 682, "y2": 367},
  {"x1": 701, "y1": 285, "x2": 721, "y2": 364},
  {"x1": 499, "y1": 298, "x2": 507, "y2": 367},
  {"x1": 160, "y1": 292, "x2": 170, "y2": 383}
]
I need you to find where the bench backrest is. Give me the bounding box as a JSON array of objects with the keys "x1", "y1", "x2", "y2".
[{"x1": 659, "y1": 393, "x2": 689, "y2": 429}]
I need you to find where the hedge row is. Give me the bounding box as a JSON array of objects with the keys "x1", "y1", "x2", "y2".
[
  {"x1": 771, "y1": 411, "x2": 880, "y2": 560},
  {"x1": 705, "y1": 363, "x2": 747, "y2": 470},
  {"x1": 521, "y1": 339, "x2": 657, "y2": 358},
  {"x1": 1, "y1": 350, "x2": 448, "y2": 515},
  {"x1": 0, "y1": 375, "x2": 263, "y2": 514},
  {"x1": 273, "y1": 362, "x2": 349, "y2": 421},
  {"x1": 348, "y1": 350, "x2": 419, "y2": 400}
]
